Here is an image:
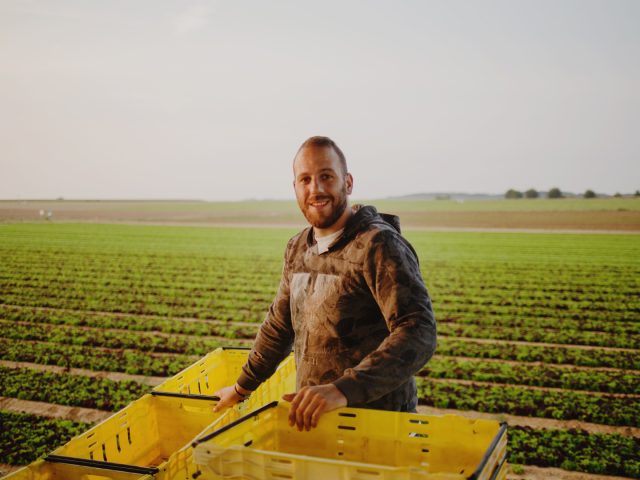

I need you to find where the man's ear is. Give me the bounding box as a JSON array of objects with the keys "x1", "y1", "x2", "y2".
[{"x1": 345, "y1": 173, "x2": 354, "y2": 195}]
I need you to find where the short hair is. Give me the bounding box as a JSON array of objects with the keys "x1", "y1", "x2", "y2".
[{"x1": 295, "y1": 136, "x2": 348, "y2": 175}]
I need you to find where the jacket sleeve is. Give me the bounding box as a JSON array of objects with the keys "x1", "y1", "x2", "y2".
[
  {"x1": 332, "y1": 229, "x2": 437, "y2": 405},
  {"x1": 236, "y1": 239, "x2": 294, "y2": 392}
]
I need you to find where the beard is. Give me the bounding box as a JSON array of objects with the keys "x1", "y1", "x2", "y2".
[{"x1": 300, "y1": 186, "x2": 349, "y2": 230}]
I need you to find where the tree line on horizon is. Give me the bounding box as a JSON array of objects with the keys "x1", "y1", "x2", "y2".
[{"x1": 504, "y1": 188, "x2": 640, "y2": 199}]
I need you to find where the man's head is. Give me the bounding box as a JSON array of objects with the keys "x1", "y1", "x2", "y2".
[{"x1": 293, "y1": 136, "x2": 353, "y2": 235}]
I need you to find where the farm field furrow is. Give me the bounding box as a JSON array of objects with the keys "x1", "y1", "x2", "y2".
[
  {"x1": 0, "y1": 367, "x2": 149, "y2": 411},
  {"x1": 0, "y1": 359, "x2": 165, "y2": 386},
  {"x1": 0, "y1": 223, "x2": 638, "y2": 479},
  {"x1": 416, "y1": 378, "x2": 639, "y2": 426},
  {"x1": 2, "y1": 303, "x2": 639, "y2": 344},
  {"x1": 2, "y1": 304, "x2": 637, "y2": 350}
]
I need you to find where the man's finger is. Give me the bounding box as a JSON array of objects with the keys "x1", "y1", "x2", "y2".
[
  {"x1": 310, "y1": 397, "x2": 327, "y2": 429},
  {"x1": 282, "y1": 393, "x2": 296, "y2": 402},
  {"x1": 296, "y1": 391, "x2": 315, "y2": 431},
  {"x1": 288, "y1": 389, "x2": 305, "y2": 427},
  {"x1": 302, "y1": 396, "x2": 324, "y2": 431}
]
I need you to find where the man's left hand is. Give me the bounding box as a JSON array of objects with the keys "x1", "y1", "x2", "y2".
[{"x1": 282, "y1": 384, "x2": 347, "y2": 431}]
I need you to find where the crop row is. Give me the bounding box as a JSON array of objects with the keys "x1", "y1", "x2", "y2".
[
  {"x1": 420, "y1": 357, "x2": 638, "y2": 394},
  {"x1": 3, "y1": 287, "x2": 637, "y2": 326},
  {"x1": 6, "y1": 238, "x2": 637, "y2": 277},
  {"x1": 3, "y1": 304, "x2": 638, "y2": 343},
  {"x1": 1, "y1": 346, "x2": 636, "y2": 427},
  {"x1": 439, "y1": 311, "x2": 639, "y2": 335},
  {"x1": 1, "y1": 334, "x2": 635, "y2": 396},
  {"x1": 0, "y1": 410, "x2": 88, "y2": 466},
  {"x1": 2, "y1": 302, "x2": 637, "y2": 394},
  {"x1": 4, "y1": 274, "x2": 636, "y2": 314},
  {"x1": 0, "y1": 321, "x2": 252, "y2": 354},
  {"x1": 508, "y1": 426, "x2": 640, "y2": 477},
  {"x1": 2, "y1": 320, "x2": 637, "y2": 370},
  {"x1": 3, "y1": 303, "x2": 637, "y2": 350},
  {"x1": 0, "y1": 367, "x2": 149, "y2": 411},
  {"x1": 416, "y1": 378, "x2": 638, "y2": 427},
  {"x1": 436, "y1": 339, "x2": 639, "y2": 370},
  {"x1": 3, "y1": 281, "x2": 638, "y2": 324},
  {"x1": 438, "y1": 323, "x2": 639, "y2": 349},
  {"x1": 3, "y1": 270, "x2": 637, "y2": 303},
  {"x1": 0, "y1": 304, "x2": 256, "y2": 337},
  {"x1": 0, "y1": 338, "x2": 194, "y2": 376}
]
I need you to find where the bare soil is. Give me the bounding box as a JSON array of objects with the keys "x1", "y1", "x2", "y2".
[
  {"x1": 2, "y1": 203, "x2": 639, "y2": 231},
  {"x1": 416, "y1": 405, "x2": 640, "y2": 437},
  {"x1": 0, "y1": 360, "x2": 166, "y2": 386},
  {"x1": 425, "y1": 376, "x2": 640, "y2": 399},
  {"x1": 507, "y1": 464, "x2": 635, "y2": 480},
  {"x1": 0, "y1": 396, "x2": 110, "y2": 424}
]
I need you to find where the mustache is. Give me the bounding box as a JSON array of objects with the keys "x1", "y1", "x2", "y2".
[{"x1": 308, "y1": 195, "x2": 332, "y2": 203}]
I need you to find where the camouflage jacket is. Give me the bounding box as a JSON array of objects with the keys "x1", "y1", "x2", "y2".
[{"x1": 237, "y1": 205, "x2": 437, "y2": 411}]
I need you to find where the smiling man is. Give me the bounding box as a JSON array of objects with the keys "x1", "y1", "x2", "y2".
[{"x1": 214, "y1": 136, "x2": 437, "y2": 431}]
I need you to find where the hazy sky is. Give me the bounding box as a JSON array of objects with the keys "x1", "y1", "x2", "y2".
[{"x1": 1, "y1": 0, "x2": 639, "y2": 200}]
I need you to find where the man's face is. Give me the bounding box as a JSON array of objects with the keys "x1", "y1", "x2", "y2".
[{"x1": 293, "y1": 146, "x2": 353, "y2": 230}]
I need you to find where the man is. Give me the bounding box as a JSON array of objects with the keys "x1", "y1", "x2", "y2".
[{"x1": 215, "y1": 136, "x2": 436, "y2": 431}]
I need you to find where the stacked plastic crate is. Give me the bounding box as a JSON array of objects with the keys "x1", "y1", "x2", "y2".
[{"x1": 4, "y1": 347, "x2": 507, "y2": 480}]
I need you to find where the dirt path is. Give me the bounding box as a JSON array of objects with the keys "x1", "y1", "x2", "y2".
[
  {"x1": 7, "y1": 338, "x2": 203, "y2": 360},
  {"x1": 507, "y1": 464, "x2": 635, "y2": 480},
  {"x1": 5, "y1": 318, "x2": 256, "y2": 345},
  {"x1": 0, "y1": 303, "x2": 260, "y2": 328},
  {"x1": 0, "y1": 396, "x2": 111, "y2": 424},
  {"x1": 416, "y1": 405, "x2": 640, "y2": 437},
  {"x1": 423, "y1": 376, "x2": 640, "y2": 399},
  {"x1": 4, "y1": 304, "x2": 638, "y2": 353},
  {"x1": 430, "y1": 354, "x2": 637, "y2": 374},
  {"x1": 0, "y1": 360, "x2": 167, "y2": 386},
  {"x1": 0, "y1": 464, "x2": 21, "y2": 477},
  {"x1": 445, "y1": 335, "x2": 639, "y2": 353}
]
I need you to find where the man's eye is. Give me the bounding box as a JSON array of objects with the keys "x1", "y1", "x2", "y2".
[
  {"x1": 321, "y1": 174, "x2": 332, "y2": 181},
  {"x1": 300, "y1": 177, "x2": 310, "y2": 184}
]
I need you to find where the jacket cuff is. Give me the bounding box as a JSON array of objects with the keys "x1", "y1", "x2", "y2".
[
  {"x1": 332, "y1": 375, "x2": 367, "y2": 406},
  {"x1": 236, "y1": 370, "x2": 261, "y2": 392}
]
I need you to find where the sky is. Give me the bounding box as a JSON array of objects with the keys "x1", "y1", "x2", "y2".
[{"x1": 1, "y1": 0, "x2": 639, "y2": 200}]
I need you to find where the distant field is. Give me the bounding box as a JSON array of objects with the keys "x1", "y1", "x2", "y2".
[
  {"x1": 0, "y1": 223, "x2": 638, "y2": 478},
  {"x1": 1, "y1": 198, "x2": 639, "y2": 231}
]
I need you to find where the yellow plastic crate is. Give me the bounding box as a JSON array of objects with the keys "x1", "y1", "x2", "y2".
[
  {"x1": 4, "y1": 457, "x2": 155, "y2": 480},
  {"x1": 198, "y1": 353, "x2": 296, "y2": 438},
  {"x1": 3, "y1": 348, "x2": 295, "y2": 480},
  {"x1": 153, "y1": 347, "x2": 251, "y2": 396},
  {"x1": 192, "y1": 402, "x2": 508, "y2": 480}
]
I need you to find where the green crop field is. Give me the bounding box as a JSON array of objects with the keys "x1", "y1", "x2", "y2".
[{"x1": 0, "y1": 223, "x2": 639, "y2": 478}]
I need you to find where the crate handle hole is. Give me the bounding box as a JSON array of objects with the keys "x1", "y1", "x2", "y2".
[
  {"x1": 338, "y1": 412, "x2": 356, "y2": 418},
  {"x1": 116, "y1": 434, "x2": 121, "y2": 452},
  {"x1": 102, "y1": 443, "x2": 108, "y2": 461},
  {"x1": 356, "y1": 469, "x2": 380, "y2": 476},
  {"x1": 409, "y1": 419, "x2": 429, "y2": 425},
  {"x1": 338, "y1": 426, "x2": 356, "y2": 431}
]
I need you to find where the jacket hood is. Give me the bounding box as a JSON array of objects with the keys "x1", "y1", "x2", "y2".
[{"x1": 342, "y1": 204, "x2": 401, "y2": 240}]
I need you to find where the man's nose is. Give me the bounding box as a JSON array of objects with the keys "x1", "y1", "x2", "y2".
[{"x1": 310, "y1": 177, "x2": 325, "y2": 194}]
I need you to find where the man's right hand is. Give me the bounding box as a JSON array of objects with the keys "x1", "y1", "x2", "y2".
[{"x1": 213, "y1": 384, "x2": 252, "y2": 412}]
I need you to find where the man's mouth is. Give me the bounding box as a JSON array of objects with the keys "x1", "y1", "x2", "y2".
[{"x1": 309, "y1": 198, "x2": 330, "y2": 208}]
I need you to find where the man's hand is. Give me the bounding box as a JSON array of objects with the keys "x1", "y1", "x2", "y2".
[
  {"x1": 282, "y1": 384, "x2": 347, "y2": 431},
  {"x1": 213, "y1": 384, "x2": 251, "y2": 413}
]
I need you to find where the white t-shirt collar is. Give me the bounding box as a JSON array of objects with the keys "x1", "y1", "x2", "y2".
[{"x1": 315, "y1": 228, "x2": 344, "y2": 254}]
